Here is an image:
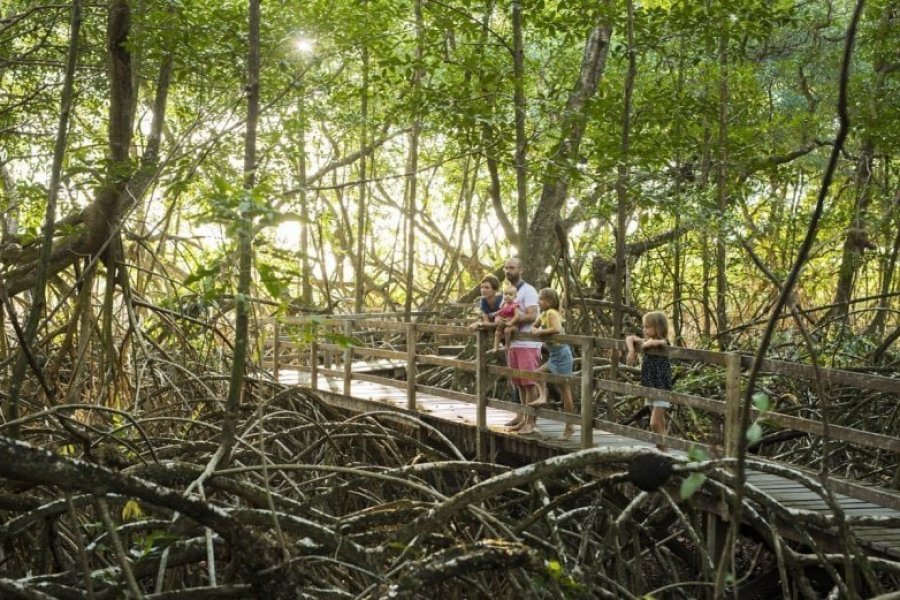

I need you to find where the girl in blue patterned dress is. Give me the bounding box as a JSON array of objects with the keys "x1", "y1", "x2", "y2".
[{"x1": 626, "y1": 311, "x2": 672, "y2": 451}]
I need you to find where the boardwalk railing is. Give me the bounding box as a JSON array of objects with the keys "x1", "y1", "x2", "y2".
[{"x1": 258, "y1": 315, "x2": 900, "y2": 503}]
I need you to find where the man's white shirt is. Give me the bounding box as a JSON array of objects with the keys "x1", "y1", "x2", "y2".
[{"x1": 509, "y1": 281, "x2": 542, "y2": 349}]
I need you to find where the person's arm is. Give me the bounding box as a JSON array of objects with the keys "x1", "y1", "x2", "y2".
[
  {"x1": 470, "y1": 313, "x2": 490, "y2": 329},
  {"x1": 506, "y1": 303, "x2": 530, "y2": 333},
  {"x1": 537, "y1": 311, "x2": 561, "y2": 336},
  {"x1": 642, "y1": 338, "x2": 668, "y2": 349},
  {"x1": 508, "y1": 303, "x2": 535, "y2": 328},
  {"x1": 519, "y1": 303, "x2": 538, "y2": 325},
  {"x1": 470, "y1": 299, "x2": 490, "y2": 329},
  {"x1": 625, "y1": 335, "x2": 641, "y2": 366}
]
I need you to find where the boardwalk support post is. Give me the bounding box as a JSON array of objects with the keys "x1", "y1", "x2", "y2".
[
  {"x1": 323, "y1": 322, "x2": 333, "y2": 370},
  {"x1": 310, "y1": 332, "x2": 318, "y2": 392},
  {"x1": 343, "y1": 320, "x2": 353, "y2": 397},
  {"x1": 724, "y1": 352, "x2": 742, "y2": 458},
  {"x1": 607, "y1": 343, "x2": 618, "y2": 422},
  {"x1": 273, "y1": 321, "x2": 281, "y2": 380},
  {"x1": 707, "y1": 352, "x2": 742, "y2": 584},
  {"x1": 475, "y1": 328, "x2": 489, "y2": 461},
  {"x1": 581, "y1": 339, "x2": 594, "y2": 449},
  {"x1": 406, "y1": 322, "x2": 417, "y2": 411}
]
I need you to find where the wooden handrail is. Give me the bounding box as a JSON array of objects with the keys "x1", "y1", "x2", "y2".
[{"x1": 262, "y1": 316, "x2": 900, "y2": 458}]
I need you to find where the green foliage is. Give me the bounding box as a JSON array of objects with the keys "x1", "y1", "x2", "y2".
[
  {"x1": 257, "y1": 262, "x2": 291, "y2": 300},
  {"x1": 687, "y1": 445, "x2": 709, "y2": 463},
  {"x1": 752, "y1": 391, "x2": 771, "y2": 413},
  {"x1": 542, "y1": 558, "x2": 582, "y2": 592},
  {"x1": 746, "y1": 422, "x2": 763, "y2": 445},
  {"x1": 1, "y1": 0, "x2": 895, "y2": 346},
  {"x1": 680, "y1": 446, "x2": 709, "y2": 500},
  {"x1": 131, "y1": 530, "x2": 182, "y2": 561},
  {"x1": 680, "y1": 472, "x2": 707, "y2": 500},
  {"x1": 746, "y1": 392, "x2": 772, "y2": 444}
]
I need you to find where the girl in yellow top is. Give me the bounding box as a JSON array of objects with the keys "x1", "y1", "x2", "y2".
[{"x1": 532, "y1": 288, "x2": 575, "y2": 440}]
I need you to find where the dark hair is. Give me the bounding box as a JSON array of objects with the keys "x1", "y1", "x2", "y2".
[{"x1": 480, "y1": 274, "x2": 501, "y2": 291}]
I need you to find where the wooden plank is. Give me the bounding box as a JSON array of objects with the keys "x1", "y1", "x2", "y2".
[
  {"x1": 290, "y1": 316, "x2": 900, "y2": 393},
  {"x1": 278, "y1": 350, "x2": 900, "y2": 561},
  {"x1": 724, "y1": 353, "x2": 741, "y2": 457},
  {"x1": 475, "y1": 329, "x2": 489, "y2": 461},
  {"x1": 581, "y1": 340, "x2": 595, "y2": 450},
  {"x1": 750, "y1": 356, "x2": 900, "y2": 394},
  {"x1": 406, "y1": 322, "x2": 417, "y2": 411},
  {"x1": 593, "y1": 378, "x2": 726, "y2": 415},
  {"x1": 417, "y1": 354, "x2": 476, "y2": 371},
  {"x1": 438, "y1": 345, "x2": 466, "y2": 356},
  {"x1": 594, "y1": 378, "x2": 900, "y2": 454},
  {"x1": 351, "y1": 346, "x2": 408, "y2": 361},
  {"x1": 415, "y1": 323, "x2": 471, "y2": 335},
  {"x1": 486, "y1": 364, "x2": 578, "y2": 386}
]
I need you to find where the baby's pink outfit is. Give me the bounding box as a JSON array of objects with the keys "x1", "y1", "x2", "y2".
[{"x1": 495, "y1": 301, "x2": 519, "y2": 320}]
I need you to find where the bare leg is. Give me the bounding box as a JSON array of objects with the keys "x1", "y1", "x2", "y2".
[
  {"x1": 504, "y1": 378, "x2": 524, "y2": 427},
  {"x1": 504, "y1": 348, "x2": 527, "y2": 428},
  {"x1": 515, "y1": 385, "x2": 540, "y2": 434},
  {"x1": 530, "y1": 363, "x2": 549, "y2": 407},
  {"x1": 506, "y1": 385, "x2": 528, "y2": 433},
  {"x1": 650, "y1": 406, "x2": 668, "y2": 452},
  {"x1": 505, "y1": 406, "x2": 524, "y2": 427},
  {"x1": 560, "y1": 383, "x2": 575, "y2": 440}
]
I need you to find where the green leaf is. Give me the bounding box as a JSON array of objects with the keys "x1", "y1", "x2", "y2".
[
  {"x1": 257, "y1": 263, "x2": 289, "y2": 300},
  {"x1": 680, "y1": 472, "x2": 707, "y2": 500},
  {"x1": 752, "y1": 392, "x2": 771, "y2": 413},
  {"x1": 328, "y1": 332, "x2": 359, "y2": 348},
  {"x1": 546, "y1": 559, "x2": 563, "y2": 578},
  {"x1": 687, "y1": 445, "x2": 708, "y2": 462},
  {"x1": 746, "y1": 422, "x2": 763, "y2": 444},
  {"x1": 183, "y1": 259, "x2": 222, "y2": 287},
  {"x1": 122, "y1": 499, "x2": 144, "y2": 521}
]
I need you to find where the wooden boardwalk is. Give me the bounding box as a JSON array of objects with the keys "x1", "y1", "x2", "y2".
[
  {"x1": 277, "y1": 367, "x2": 645, "y2": 452},
  {"x1": 277, "y1": 367, "x2": 900, "y2": 561}
]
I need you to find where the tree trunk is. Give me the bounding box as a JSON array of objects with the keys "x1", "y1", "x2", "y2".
[
  {"x1": 672, "y1": 49, "x2": 686, "y2": 346},
  {"x1": 298, "y1": 80, "x2": 313, "y2": 306},
  {"x1": 2, "y1": 0, "x2": 159, "y2": 298},
  {"x1": 0, "y1": 162, "x2": 18, "y2": 243},
  {"x1": 612, "y1": 0, "x2": 636, "y2": 342},
  {"x1": 715, "y1": 26, "x2": 730, "y2": 350},
  {"x1": 830, "y1": 140, "x2": 875, "y2": 324},
  {"x1": 404, "y1": 0, "x2": 424, "y2": 319},
  {"x1": 512, "y1": 0, "x2": 528, "y2": 243},
  {"x1": 221, "y1": 0, "x2": 260, "y2": 462},
  {"x1": 5, "y1": 0, "x2": 82, "y2": 429},
  {"x1": 700, "y1": 124, "x2": 713, "y2": 339},
  {"x1": 865, "y1": 192, "x2": 900, "y2": 336},
  {"x1": 826, "y1": 5, "x2": 894, "y2": 325},
  {"x1": 522, "y1": 9, "x2": 612, "y2": 283},
  {"x1": 354, "y1": 26, "x2": 370, "y2": 313}
]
